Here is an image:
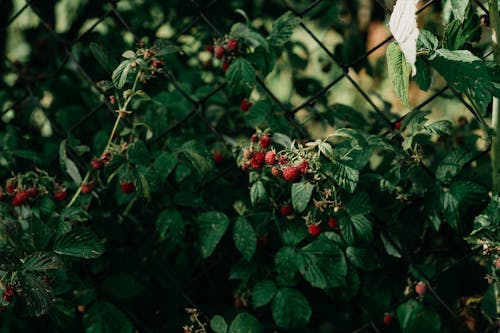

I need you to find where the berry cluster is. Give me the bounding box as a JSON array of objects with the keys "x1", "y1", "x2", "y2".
[
  {"x1": 240, "y1": 132, "x2": 272, "y2": 170},
  {"x1": 207, "y1": 37, "x2": 240, "y2": 73},
  {"x1": 2, "y1": 285, "x2": 15, "y2": 303}
]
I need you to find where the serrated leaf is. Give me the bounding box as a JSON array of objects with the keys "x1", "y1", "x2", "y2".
[
  {"x1": 268, "y1": 11, "x2": 300, "y2": 47},
  {"x1": 296, "y1": 239, "x2": 347, "y2": 289},
  {"x1": 450, "y1": 0, "x2": 470, "y2": 22},
  {"x1": 20, "y1": 272, "x2": 55, "y2": 317},
  {"x1": 59, "y1": 140, "x2": 82, "y2": 185},
  {"x1": 435, "y1": 149, "x2": 474, "y2": 182},
  {"x1": 53, "y1": 228, "x2": 104, "y2": 259},
  {"x1": 380, "y1": 232, "x2": 403, "y2": 258},
  {"x1": 229, "y1": 313, "x2": 262, "y2": 333},
  {"x1": 127, "y1": 140, "x2": 150, "y2": 165},
  {"x1": 346, "y1": 192, "x2": 372, "y2": 216},
  {"x1": 22, "y1": 252, "x2": 62, "y2": 272},
  {"x1": 389, "y1": 0, "x2": 419, "y2": 75},
  {"x1": 397, "y1": 300, "x2": 442, "y2": 333},
  {"x1": 387, "y1": 42, "x2": 411, "y2": 107},
  {"x1": 291, "y1": 181, "x2": 314, "y2": 213},
  {"x1": 252, "y1": 280, "x2": 276, "y2": 308},
  {"x1": 250, "y1": 181, "x2": 267, "y2": 206},
  {"x1": 226, "y1": 57, "x2": 256, "y2": 96},
  {"x1": 233, "y1": 217, "x2": 257, "y2": 261},
  {"x1": 414, "y1": 57, "x2": 431, "y2": 91},
  {"x1": 181, "y1": 140, "x2": 214, "y2": 176},
  {"x1": 121, "y1": 50, "x2": 136, "y2": 59},
  {"x1": 341, "y1": 214, "x2": 373, "y2": 245},
  {"x1": 153, "y1": 152, "x2": 177, "y2": 182},
  {"x1": 156, "y1": 208, "x2": 184, "y2": 243},
  {"x1": 330, "y1": 160, "x2": 359, "y2": 193},
  {"x1": 274, "y1": 247, "x2": 298, "y2": 286},
  {"x1": 211, "y1": 315, "x2": 228, "y2": 333},
  {"x1": 430, "y1": 49, "x2": 492, "y2": 115},
  {"x1": 346, "y1": 246, "x2": 380, "y2": 271},
  {"x1": 112, "y1": 60, "x2": 131, "y2": 89},
  {"x1": 417, "y1": 30, "x2": 439, "y2": 52},
  {"x1": 244, "y1": 98, "x2": 271, "y2": 128},
  {"x1": 272, "y1": 288, "x2": 311, "y2": 329},
  {"x1": 248, "y1": 46, "x2": 275, "y2": 77},
  {"x1": 424, "y1": 120, "x2": 453, "y2": 136},
  {"x1": 84, "y1": 301, "x2": 133, "y2": 333},
  {"x1": 197, "y1": 211, "x2": 230, "y2": 258}
]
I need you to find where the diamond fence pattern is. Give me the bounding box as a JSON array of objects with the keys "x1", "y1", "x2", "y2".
[{"x1": 1, "y1": 0, "x2": 494, "y2": 332}]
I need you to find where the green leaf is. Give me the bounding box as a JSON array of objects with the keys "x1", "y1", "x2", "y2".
[
  {"x1": 181, "y1": 140, "x2": 214, "y2": 176},
  {"x1": 424, "y1": 120, "x2": 453, "y2": 136},
  {"x1": 156, "y1": 208, "x2": 184, "y2": 243},
  {"x1": 127, "y1": 141, "x2": 150, "y2": 165},
  {"x1": 101, "y1": 273, "x2": 144, "y2": 299},
  {"x1": 341, "y1": 214, "x2": 373, "y2": 245},
  {"x1": 450, "y1": 0, "x2": 470, "y2": 22},
  {"x1": 330, "y1": 160, "x2": 359, "y2": 193},
  {"x1": 211, "y1": 315, "x2": 228, "y2": 333},
  {"x1": 430, "y1": 49, "x2": 492, "y2": 115},
  {"x1": 268, "y1": 11, "x2": 301, "y2": 47},
  {"x1": 397, "y1": 300, "x2": 442, "y2": 333},
  {"x1": 275, "y1": 247, "x2": 298, "y2": 286},
  {"x1": 59, "y1": 140, "x2": 82, "y2": 185},
  {"x1": 417, "y1": 30, "x2": 439, "y2": 52},
  {"x1": 20, "y1": 272, "x2": 55, "y2": 317},
  {"x1": 443, "y1": 8, "x2": 481, "y2": 50},
  {"x1": 153, "y1": 152, "x2": 177, "y2": 182},
  {"x1": 121, "y1": 50, "x2": 136, "y2": 59},
  {"x1": 240, "y1": 30, "x2": 269, "y2": 52},
  {"x1": 53, "y1": 228, "x2": 104, "y2": 259},
  {"x1": 84, "y1": 301, "x2": 133, "y2": 333},
  {"x1": 272, "y1": 288, "x2": 311, "y2": 329},
  {"x1": 346, "y1": 246, "x2": 380, "y2": 271},
  {"x1": 296, "y1": 239, "x2": 347, "y2": 289},
  {"x1": 250, "y1": 181, "x2": 267, "y2": 206},
  {"x1": 252, "y1": 280, "x2": 277, "y2": 308},
  {"x1": 22, "y1": 252, "x2": 62, "y2": 272},
  {"x1": 112, "y1": 60, "x2": 131, "y2": 89},
  {"x1": 346, "y1": 192, "x2": 372, "y2": 216},
  {"x1": 197, "y1": 211, "x2": 230, "y2": 258},
  {"x1": 414, "y1": 57, "x2": 431, "y2": 91},
  {"x1": 229, "y1": 313, "x2": 262, "y2": 333},
  {"x1": 152, "y1": 39, "x2": 179, "y2": 56},
  {"x1": 89, "y1": 42, "x2": 118, "y2": 73},
  {"x1": 233, "y1": 217, "x2": 257, "y2": 261},
  {"x1": 282, "y1": 224, "x2": 308, "y2": 246},
  {"x1": 387, "y1": 42, "x2": 411, "y2": 108},
  {"x1": 105, "y1": 154, "x2": 127, "y2": 179},
  {"x1": 435, "y1": 149, "x2": 474, "y2": 182},
  {"x1": 248, "y1": 46, "x2": 275, "y2": 77},
  {"x1": 226, "y1": 57, "x2": 256, "y2": 96},
  {"x1": 291, "y1": 181, "x2": 314, "y2": 213},
  {"x1": 244, "y1": 98, "x2": 271, "y2": 128}
]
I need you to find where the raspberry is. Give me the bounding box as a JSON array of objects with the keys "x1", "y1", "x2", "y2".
[
  {"x1": 77, "y1": 305, "x2": 86, "y2": 313},
  {"x1": 298, "y1": 160, "x2": 309, "y2": 174},
  {"x1": 227, "y1": 39, "x2": 238, "y2": 52},
  {"x1": 205, "y1": 45, "x2": 214, "y2": 52},
  {"x1": 240, "y1": 98, "x2": 252, "y2": 111},
  {"x1": 271, "y1": 167, "x2": 282, "y2": 177},
  {"x1": 415, "y1": 281, "x2": 427, "y2": 297},
  {"x1": 100, "y1": 152, "x2": 112, "y2": 164},
  {"x1": 12, "y1": 191, "x2": 29, "y2": 206},
  {"x1": 91, "y1": 158, "x2": 104, "y2": 170},
  {"x1": 265, "y1": 151, "x2": 276, "y2": 165},
  {"x1": 278, "y1": 156, "x2": 288, "y2": 165},
  {"x1": 121, "y1": 182, "x2": 135, "y2": 194},
  {"x1": 26, "y1": 187, "x2": 38, "y2": 197},
  {"x1": 251, "y1": 152, "x2": 265, "y2": 169},
  {"x1": 5, "y1": 181, "x2": 16, "y2": 194},
  {"x1": 214, "y1": 45, "x2": 225, "y2": 59},
  {"x1": 383, "y1": 313, "x2": 394, "y2": 325},
  {"x1": 328, "y1": 217, "x2": 337, "y2": 228},
  {"x1": 152, "y1": 59, "x2": 164, "y2": 69},
  {"x1": 496, "y1": 257, "x2": 500, "y2": 270},
  {"x1": 53, "y1": 190, "x2": 68, "y2": 202},
  {"x1": 308, "y1": 224, "x2": 322, "y2": 236},
  {"x1": 109, "y1": 95, "x2": 116, "y2": 105},
  {"x1": 394, "y1": 121, "x2": 402, "y2": 130},
  {"x1": 279, "y1": 204, "x2": 293, "y2": 216},
  {"x1": 81, "y1": 182, "x2": 94, "y2": 194},
  {"x1": 282, "y1": 167, "x2": 302, "y2": 182},
  {"x1": 2, "y1": 286, "x2": 15, "y2": 302},
  {"x1": 213, "y1": 152, "x2": 224, "y2": 164},
  {"x1": 222, "y1": 62, "x2": 230, "y2": 73},
  {"x1": 259, "y1": 135, "x2": 271, "y2": 149},
  {"x1": 250, "y1": 134, "x2": 258, "y2": 142}
]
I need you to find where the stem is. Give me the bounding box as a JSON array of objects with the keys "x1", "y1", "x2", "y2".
[
  {"x1": 66, "y1": 172, "x2": 90, "y2": 208},
  {"x1": 488, "y1": 0, "x2": 500, "y2": 325}
]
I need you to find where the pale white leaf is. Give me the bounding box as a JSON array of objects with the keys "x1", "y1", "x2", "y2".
[{"x1": 389, "y1": 0, "x2": 419, "y2": 76}]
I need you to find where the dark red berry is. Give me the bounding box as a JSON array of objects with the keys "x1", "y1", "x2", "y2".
[
  {"x1": 53, "y1": 190, "x2": 68, "y2": 202},
  {"x1": 121, "y1": 182, "x2": 135, "y2": 194},
  {"x1": 298, "y1": 160, "x2": 309, "y2": 174},
  {"x1": 496, "y1": 257, "x2": 500, "y2": 269},
  {"x1": 259, "y1": 135, "x2": 271, "y2": 149},
  {"x1": 12, "y1": 191, "x2": 29, "y2": 206},
  {"x1": 383, "y1": 313, "x2": 394, "y2": 325},
  {"x1": 91, "y1": 158, "x2": 104, "y2": 170},
  {"x1": 278, "y1": 156, "x2": 288, "y2": 165},
  {"x1": 328, "y1": 217, "x2": 338, "y2": 228},
  {"x1": 77, "y1": 305, "x2": 86, "y2": 313},
  {"x1": 282, "y1": 167, "x2": 302, "y2": 182},
  {"x1": 233, "y1": 296, "x2": 243, "y2": 308},
  {"x1": 214, "y1": 45, "x2": 225, "y2": 59},
  {"x1": 222, "y1": 62, "x2": 230, "y2": 73},
  {"x1": 227, "y1": 39, "x2": 238, "y2": 52},
  {"x1": 109, "y1": 95, "x2": 116, "y2": 105},
  {"x1": 415, "y1": 281, "x2": 427, "y2": 297},
  {"x1": 5, "y1": 182, "x2": 15, "y2": 194},
  {"x1": 271, "y1": 167, "x2": 282, "y2": 177},
  {"x1": 265, "y1": 151, "x2": 276, "y2": 165},
  {"x1": 394, "y1": 121, "x2": 402, "y2": 130},
  {"x1": 205, "y1": 45, "x2": 214, "y2": 52},
  {"x1": 152, "y1": 59, "x2": 164, "y2": 69},
  {"x1": 240, "y1": 98, "x2": 252, "y2": 111},
  {"x1": 2, "y1": 286, "x2": 15, "y2": 302},
  {"x1": 280, "y1": 204, "x2": 293, "y2": 216},
  {"x1": 308, "y1": 224, "x2": 322, "y2": 237},
  {"x1": 81, "y1": 182, "x2": 94, "y2": 194},
  {"x1": 213, "y1": 152, "x2": 224, "y2": 164},
  {"x1": 26, "y1": 187, "x2": 38, "y2": 197},
  {"x1": 251, "y1": 152, "x2": 266, "y2": 169}
]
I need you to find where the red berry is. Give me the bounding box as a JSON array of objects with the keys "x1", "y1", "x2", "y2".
[
  {"x1": 2, "y1": 286, "x2": 15, "y2": 302},
  {"x1": 495, "y1": 257, "x2": 500, "y2": 270},
  {"x1": 77, "y1": 305, "x2": 86, "y2": 313},
  {"x1": 282, "y1": 167, "x2": 302, "y2": 182},
  {"x1": 271, "y1": 167, "x2": 282, "y2": 177},
  {"x1": 298, "y1": 160, "x2": 309, "y2": 174},
  {"x1": 240, "y1": 98, "x2": 252, "y2": 111},
  {"x1": 12, "y1": 191, "x2": 29, "y2": 206},
  {"x1": 91, "y1": 158, "x2": 104, "y2": 170},
  {"x1": 280, "y1": 204, "x2": 293, "y2": 216},
  {"x1": 227, "y1": 39, "x2": 238, "y2": 52},
  {"x1": 278, "y1": 156, "x2": 288, "y2": 165},
  {"x1": 394, "y1": 121, "x2": 402, "y2": 130},
  {"x1": 250, "y1": 134, "x2": 259, "y2": 142},
  {"x1": 214, "y1": 45, "x2": 225, "y2": 59},
  {"x1": 415, "y1": 281, "x2": 427, "y2": 297},
  {"x1": 152, "y1": 59, "x2": 164, "y2": 69},
  {"x1": 205, "y1": 45, "x2": 214, "y2": 52},
  {"x1": 121, "y1": 182, "x2": 135, "y2": 194},
  {"x1": 308, "y1": 224, "x2": 322, "y2": 237},
  {"x1": 233, "y1": 296, "x2": 243, "y2": 308},
  {"x1": 53, "y1": 190, "x2": 68, "y2": 202},
  {"x1": 26, "y1": 187, "x2": 38, "y2": 197},
  {"x1": 222, "y1": 62, "x2": 230, "y2": 73},
  {"x1": 259, "y1": 135, "x2": 271, "y2": 149},
  {"x1": 213, "y1": 152, "x2": 224, "y2": 164},
  {"x1": 383, "y1": 313, "x2": 394, "y2": 325},
  {"x1": 265, "y1": 151, "x2": 276, "y2": 165},
  {"x1": 328, "y1": 217, "x2": 338, "y2": 228},
  {"x1": 81, "y1": 182, "x2": 94, "y2": 194},
  {"x1": 109, "y1": 95, "x2": 116, "y2": 105},
  {"x1": 5, "y1": 182, "x2": 15, "y2": 194},
  {"x1": 251, "y1": 152, "x2": 265, "y2": 169}
]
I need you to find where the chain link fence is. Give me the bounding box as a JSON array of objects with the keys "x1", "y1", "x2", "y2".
[{"x1": 1, "y1": 0, "x2": 495, "y2": 332}]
